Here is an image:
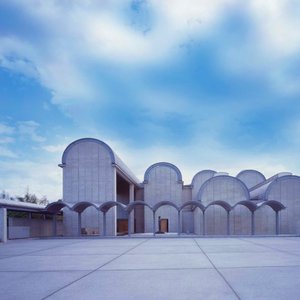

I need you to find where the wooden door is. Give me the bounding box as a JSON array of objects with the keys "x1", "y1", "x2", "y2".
[{"x1": 160, "y1": 219, "x2": 168, "y2": 232}]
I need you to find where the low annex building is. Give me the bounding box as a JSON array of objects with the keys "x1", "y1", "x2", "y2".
[{"x1": 54, "y1": 138, "x2": 299, "y2": 236}]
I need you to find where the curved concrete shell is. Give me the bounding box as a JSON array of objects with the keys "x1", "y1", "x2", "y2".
[
  {"x1": 236, "y1": 169, "x2": 266, "y2": 189},
  {"x1": 144, "y1": 162, "x2": 183, "y2": 233}
]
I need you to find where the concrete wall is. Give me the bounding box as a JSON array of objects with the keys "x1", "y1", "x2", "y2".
[
  {"x1": 266, "y1": 176, "x2": 300, "y2": 234},
  {"x1": 144, "y1": 163, "x2": 182, "y2": 233},
  {"x1": 62, "y1": 140, "x2": 116, "y2": 236}
]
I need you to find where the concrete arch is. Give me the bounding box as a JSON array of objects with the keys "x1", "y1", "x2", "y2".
[
  {"x1": 236, "y1": 169, "x2": 266, "y2": 189},
  {"x1": 205, "y1": 200, "x2": 232, "y2": 212},
  {"x1": 61, "y1": 138, "x2": 115, "y2": 165},
  {"x1": 99, "y1": 201, "x2": 127, "y2": 213},
  {"x1": 179, "y1": 201, "x2": 205, "y2": 212},
  {"x1": 233, "y1": 200, "x2": 258, "y2": 213},
  {"x1": 72, "y1": 201, "x2": 99, "y2": 213},
  {"x1": 198, "y1": 175, "x2": 250, "y2": 204},
  {"x1": 264, "y1": 175, "x2": 300, "y2": 200},
  {"x1": 45, "y1": 201, "x2": 73, "y2": 214},
  {"x1": 257, "y1": 200, "x2": 286, "y2": 212},
  {"x1": 127, "y1": 201, "x2": 153, "y2": 213},
  {"x1": 153, "y1": 201, "x2": 179, "y2": 212},
  {"x1": 191, "y1": 170, "x2": 216, "y2": 186},
  {"x1": 144, "y1": 162, "x2": 183, "y2": 183}
]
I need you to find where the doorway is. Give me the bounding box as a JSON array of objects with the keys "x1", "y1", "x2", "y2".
[{"x1": 159, "y1": 218, "x2": 169, "y2": 233}]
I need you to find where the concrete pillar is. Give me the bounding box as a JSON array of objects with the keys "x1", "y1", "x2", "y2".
[
  {"x1": 103, "y1": 212, "x2": 107, "y2": 236},
  {"x1": 202, "y1": 212, "x2": 206, "y2": 236},
  {"x1": 128, "y1": 211, "x2": 131, "y2": 237},
  {"x1": 0, "y1": 207, "x2": 7, "y2": 243},
  {"x1": 227, "y1": 211, "x2": 230, "y2": 235},
  {"x1": 177, "y1": 211, "x2": 181, "y2": 235},
  {"x1": 251, "y1": 211, "x2": 255, "y2": 235},
  {"x1": 78, "y1": 212, "x2": 82, "y2": 237},
  {"x1": 275, "y1": 211, "x2": 279, "y2": 235},
  {"x1": 52, "y1": 214, "x2": 57, "y2": 237},
  {"x1": 152, "y1": 211, "x2": 156, "y2": 236},
  {"x1": 129, "y1": 184, "x2": 134, "y2": 235},
  {"x1": 98, "y1": 213, "x2": 101, "y2": 236}
]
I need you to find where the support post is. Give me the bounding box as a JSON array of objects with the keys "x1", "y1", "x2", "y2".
[
  {"x1": 98, "y1": 213, "x2": 101, "y2": 236},
  {"x1": 275, "y1": 211, "x2": 279, "y2": 235},
  {"x1": 152, "y1": 211, "x2": 156, "y2": 236},
  {"x1": 177, "y1": 211, "x2": 181, "y2": 235},
  {"x1": 128, "y1": 211, "x2": 131, "y2": 237},
  {"x1": 103, "y1": 212, "x2": 107, "y2": 236},
  {"x1": 0, "y1": 207, "x2": 7, "y2": 243},
  {"x1": 129, "y1": 184, "x2": 134, "y2": 235},
  {"x1": 227, "y1": 211, "x2": 230, "y2": 236},
  {"x1": 52, "y1": 214, "x2": 57, "y2": 237},
  {"x1": 203, "y1": 211, "x2": 206, "y2": 236},
  {"x1": 78, "y1": 212, "x2": 81, "y2": 237},
  {"x1": 251, "y1": 211, "x2": 255, "y2": 235}
]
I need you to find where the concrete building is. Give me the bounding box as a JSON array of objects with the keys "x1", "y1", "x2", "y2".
[{"x1": 54, "y1": 138, "x2": 298, "y2": 237}]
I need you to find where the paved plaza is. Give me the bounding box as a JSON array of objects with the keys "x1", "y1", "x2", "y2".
[{"x1": 1, "y1": 237, "x2": 300, "y2": 299}]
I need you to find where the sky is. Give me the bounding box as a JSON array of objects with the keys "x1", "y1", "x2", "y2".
[{"x1": 1, "y1": 0, "x2": 300, "y2": 201}]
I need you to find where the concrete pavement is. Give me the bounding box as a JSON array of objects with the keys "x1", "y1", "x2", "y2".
[{"x1": 1, "y1": 237, "x2": 300, "y2": 299}]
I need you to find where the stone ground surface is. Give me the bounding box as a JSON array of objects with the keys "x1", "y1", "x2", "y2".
[{"x1": 1, "y1": 237, "x2": 300, "y2": 300}]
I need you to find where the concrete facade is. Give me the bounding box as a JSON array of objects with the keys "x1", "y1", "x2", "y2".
[{"x1": 53, "y1": 138, "x2": 300, "y2": 237}]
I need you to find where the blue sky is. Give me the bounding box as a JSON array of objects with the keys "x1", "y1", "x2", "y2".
[{"x1": 1, "y1": 1, "x2": 300, "y2": 200}]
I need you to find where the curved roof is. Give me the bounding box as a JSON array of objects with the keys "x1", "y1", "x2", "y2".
[
  {"x1": 236, "y1": 169, "x2": 266, "y2": 189},
  {"x1": 72, "y1": 201, "x2": 98, "y2": 213},
  {"x1": 250, "y1": 173, "x2": 295, "y2": 200},
  {"x1": 99, "y1": 201, "x2": 127, "y2": 213},
  {"x1": 257, "y1": 200, "x2": 286, "y2": 212},
  {"x1": 144, "y1": 162, "x2": 183, "y2": 184},
  {"x1": 205, "y1": 200, "x2": 232, "y2": 212},
  {"x1": 197, "y1": 175, "x2": 250, "y2": 201},
  {"x1": 179, "y1": 201, "x2": 205, "y2": 212},
  {"x1": 153, "y1": 200, "x2": 179, "y2": 212},
  {"x1": 60, "y1": 138, "x2": 140, "y2": 185},
  {"x1": 127, "y1": 201, "x2": 153, "y2": 213},
  {"x1": 45, "y1": 201, "x2": 73, "y2": 213},
  {"x1": 233, "y1": 200, "x2": 258, "y2": 212},
  {"x1": 191, "y1": 170, "x2": 216, "y2": 186}
]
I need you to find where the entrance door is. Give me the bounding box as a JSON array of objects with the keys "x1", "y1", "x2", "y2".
[
  {"x1": 117, "y1": 219, "x2": 128, "y2": 235},
  {"x1": 160, "y1": 219, "x2": 169, "y2": 233}
]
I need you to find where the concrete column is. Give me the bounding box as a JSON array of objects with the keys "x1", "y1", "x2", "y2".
[
  {"x1": 152, "y1": 211, "x2": 156, "y2": 236},
  {"x1": 227, "y1": 211, "x2": 230, "y2": 236},
  {"x1": 103, "y1": 212, "x2": 107, "y2": 236},
  {"x1": 52, "y1": 214, "x2": 57, "y2": 237},
  {"x1": 78, "y1": 212, "x2": 82, "y2": 237},
  {"x1": 0, "y1": 207, "x2": 7, "y2": 243},
  {"x1": 129, "y1": 184, "x2": 134, "y2": 235},
  {"x1": 98, "y1": 213, "x2": 101, "y2": 236},
  {"x1": 202, "y1": 212, "x2": 206, "y2": 236},
  {"x1": 275, "y1": 211, "x2": 279, "y2": 235},
  {"x1": 128, "y1": 211, "x2": 131, "y2": 237},
  {"x1": 251, "y1": 211, "x2": 255, "y2": 235},
  {"x1": 177, "y1": 211, "x2": 181, "y2": 235}
]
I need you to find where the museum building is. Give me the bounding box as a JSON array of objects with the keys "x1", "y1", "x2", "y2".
[{"x1": 50, "y1": 138, "x2": 300, "y2": 237}]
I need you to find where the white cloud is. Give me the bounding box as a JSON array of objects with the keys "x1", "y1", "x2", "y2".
[
  {"x1": 0, "y1": 137, "x2": 15, "y2": 144},
  {"x1": 0, "y1": 146, "x2": 17, "y2": 158},
  {"x1": 0, "y1": 123, "x2": 15, "y2": 135},
  {"x1": 17, "y1": 121, "x2": 46, "y2": 142},
  {"x1": 43, "y1": 144, "x2": 67, "y2": 153}
]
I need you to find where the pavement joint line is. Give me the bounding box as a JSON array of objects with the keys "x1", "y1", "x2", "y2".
[
  {"x1": 41, "y1": 238, "x2": 150, "y2": 300},
  {"x1": 0, "y1": 240, "x2": 87, "y2": 261},
  {"x1": 238, "y1": 237, "x2": 300, "y2": 258},
  {"x1": 193, "y1": 238, "x2": 241, "y2": 300}
]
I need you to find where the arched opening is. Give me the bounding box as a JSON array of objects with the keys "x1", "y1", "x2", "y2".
[{"x1": 153, "y1": 201, "x2": 179, "y2": 235}]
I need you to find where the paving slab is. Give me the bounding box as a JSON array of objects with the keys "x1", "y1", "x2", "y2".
[
  {"x1": 221, "y1": 266, "x2": 300, "y2": 300},
  {"x1": 101, "y1": 253, "x2": 212, "y2": 270},
  {"x1": 47, "y1": 269, "x2": 237, "y2": 300},
  {"x1": 0, "y1": 271, "x2": 89, "y2": 300}
]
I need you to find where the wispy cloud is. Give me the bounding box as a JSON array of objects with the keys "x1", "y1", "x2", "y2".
[{"x1": 17, "y1": 121, "x2": 46, "y2": 142}]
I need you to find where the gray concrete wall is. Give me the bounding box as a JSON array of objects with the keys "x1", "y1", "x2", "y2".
[
  {"x1": 0, "y1": 208, "x2": 7, "y2": 242},
  {"x1": 144, "y1": 164, "x2": 182, "y2": 233},
  {"x1": 266, "y1": 176, "x2": 300, "y2": 234},
  {"x1": 62, "y1": 140, "x2": 116, "y2": 236}
]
